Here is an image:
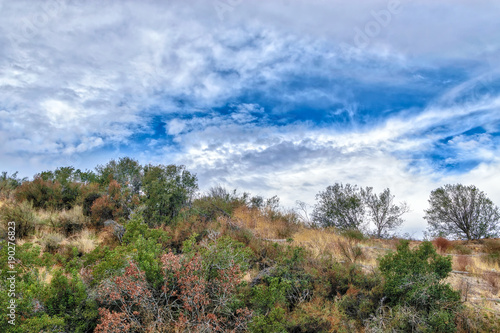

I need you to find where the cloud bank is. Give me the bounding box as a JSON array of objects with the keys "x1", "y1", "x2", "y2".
[{"x1": 1, "y1": 0, "x2": 499, "y2": 236}]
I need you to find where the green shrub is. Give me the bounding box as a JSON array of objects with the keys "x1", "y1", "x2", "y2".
[
  {"x1": 0, "y1": 200, "x2": 37, "y2": 239},
  {"x1": 377, "y1": 240, "x2": 461, "y2": 332},
  {"x1": 43, "y1": 269, "x2": 98, "y2": 332},
  {"x1": 249, "y1": 307, "x2": 287, "y2": 333},
  {"x1": 200, "y1": 236, "x2": 254, "y2": 280},
  {"x1": 341, "y1": 228, "x2": 366, "y2": 241}
]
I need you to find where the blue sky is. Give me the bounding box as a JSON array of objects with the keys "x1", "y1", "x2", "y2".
[{"x1": 1, "y1": 0, "x2": 500, "y2": 236}]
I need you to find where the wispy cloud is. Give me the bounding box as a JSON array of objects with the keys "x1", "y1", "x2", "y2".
[{"x1": 1, "y1": 0, "x2": 499, "y2": 236}]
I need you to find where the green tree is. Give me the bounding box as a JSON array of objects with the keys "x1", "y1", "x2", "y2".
[
  {"x1": 142, "y1": 164, "x2": 197, "y2": 226},
  {"x1": 95, "y1": 157, "x2": 143, "y2": 194},
  {"x1": 361, "y1": 187, "x2": 409, "y2": 238},
  {"x1": 424, "y1": 184, "x2": 500, "y2": 240},
  {"x1": 312, "y1": 183, "x2": 365, "y2": 230}
]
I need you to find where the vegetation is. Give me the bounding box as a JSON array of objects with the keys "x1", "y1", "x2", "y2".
[
  {"x1": 0, "y1": 160, "x2": 499, "y2": 332},
  {"x1": 425, "y1": 184, "x2": 500, "y2": 240},
  {"x1": 313, "y1": 183, "x2": 410, "y2": 237}
]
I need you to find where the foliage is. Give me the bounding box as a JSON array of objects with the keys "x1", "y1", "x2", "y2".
[
  {"x1": 142, "y1": 163, "x2": 198, "y2": 226},
  {"x1": 95, "y1": 157, "x2": 143, "y2": 194},
  {"x1": 361, "y1": 187, "x2": 409, "y2": 238},
  {"x1": 83, "y1": 192, "x2": 101, "y2": 216},
  {"x1": 377, "y1": 240, "x2": 461, "y2": 332},
  {"x1": 96, "y1": 254, "x2": 252, "y2": 332},
  {"x1": 312, "y1": 183, "x2": 365, "y2": 230},
  {"x1": 424, "y1": 184, "x2": 500, "y2": 240},
  {"x1": 0, "y1": 200, "x2": 36, "y2": 239},
  {"x1": 433, "y1": 237, "x2": 452, "y2": 253},
  {"x1": 43, "y1": 269, "x2": 98, "y2": 332},
  {"x1": 90, "y1": 180, "x2": 138, "y2": 226},
  {"x1": 15, "y1": 176, "x2": 64, "y2": 210},
  {"x1": 0, "y1": 171, "x2": 25, "y2": 198},
  {"x1": 192, "y1": 186, "x2": 247, "y2": 221}
]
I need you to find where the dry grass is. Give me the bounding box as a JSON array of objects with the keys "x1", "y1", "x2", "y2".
[
  {"x1": 37, "y1": 266, "x2": 55, "y2": 285},
  {"x1": 69, "y1": 229, "x2": 98, "y2": 254},
  {"x1": 455, "y1": 255, "x2": 474, "y2": 272},
  {"x1": 483, "y1": 271, "x2": 500, "y2": 296},
  {"x1": 232, "y1": 206, "x2": 298, "y2": 239}
]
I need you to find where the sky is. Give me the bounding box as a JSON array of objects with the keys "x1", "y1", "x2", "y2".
[{"x1": 1, "y1": 0, "x2": 500, "y2": 237}]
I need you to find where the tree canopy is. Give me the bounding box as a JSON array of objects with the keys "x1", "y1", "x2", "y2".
[{"x1": 424, "y1": 184, "x2": 500, "y2": 240}]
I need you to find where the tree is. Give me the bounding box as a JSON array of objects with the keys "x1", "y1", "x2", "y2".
[
  {"x1": 95, "y1": 157, "x2": 143, "y2": 194},
  {"x1": 312, "y1": 183, "x2": 365, "y2": 230},
  {"x1": 424, "y1": 184, "x2": 500, "y2": 240},
  {"x1": 361, "y1": 187, "x2": 409, "y2": 238},
  {"x1": 142, "y1": 164, "x2": 197, "y2": 226}
]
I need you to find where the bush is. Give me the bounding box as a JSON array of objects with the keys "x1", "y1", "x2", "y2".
[
  {"x1": 42, "y1": 233, "x2": 64, "y2": 253},
  {"x1": 58, "y1": 205, "x2": 88, "y2": 235},
  {"x1": 0, "y1": 200, "x2": 36, "y2": 239},
  {"x1": 83, "y1": 192, "x2": 101, "y2": 217},
  {"x1": 377, "y1": 240, "x2": 461, "y2": 332},
  {"x1": 433, "y1": 237, "x2": 451, "y2": 253},
  {"x1": 15, "y1": 177, "x2": 64, "y2": 210},
  {"x1": 43, "y1": 269, "x2": 98, "y2": 332}
]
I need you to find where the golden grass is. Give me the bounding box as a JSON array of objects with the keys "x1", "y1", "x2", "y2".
[{"x1": 69, "y1": 229, "x2": 98, "y2": 254}]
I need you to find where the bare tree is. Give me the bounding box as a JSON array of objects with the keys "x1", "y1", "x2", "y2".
[
  {"x1": 424, "y1": 184, "x2": 500, "y2": 240},
  {"x1": 362, "y1": 187, "x2": 409, "y2": 238}
]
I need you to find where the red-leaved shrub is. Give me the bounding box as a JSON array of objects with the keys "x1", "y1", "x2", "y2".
[
  {"x1": 95, "y1": 253, "x2": 252, "y2": 332},
  {"x1": 433, "y1": 237, "x2": 451, "y2": 253}
]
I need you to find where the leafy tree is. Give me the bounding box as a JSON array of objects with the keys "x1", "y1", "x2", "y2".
[
  {"x1": 312, "y1": 183, "x2": 365, "y2": 230},
  {"x1": 361, "y1": 187, "x2": 409, "y2": 238},
  {"x1": 424, "y1": 184, "x2": 500, "y2": 240},
  {"x1": 142, "y1": 164, "x2": 197, "y2": 226},
  {"x1": 0, "y1": 171, "x2": 25, "y2": 197},
  {"x1": 95, "y1": 157, "x2": 143, "y2": 194}
]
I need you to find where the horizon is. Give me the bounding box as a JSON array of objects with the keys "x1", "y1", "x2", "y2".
[{"x1": 1, "y1": 0, "x2": 500, "y2": 238}]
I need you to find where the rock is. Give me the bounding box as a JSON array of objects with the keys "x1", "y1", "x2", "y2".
[
  {"x1": 103, "y1": 220, "x2": 125, "y2": 243},
  {"x1": 251, "y1": 266, "x2": 276, "y2": 287}
]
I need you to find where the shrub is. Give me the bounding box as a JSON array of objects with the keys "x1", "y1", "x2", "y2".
[
  {"x1": 335, "y1": 237, "x2": 364, "y2": 264},
  {"x1": 90, "y1": 196, "x2": 115, "y2": 226},
  {"x1": 83, "y1": 192, "x2": 101, "y2": 217},
  {"x1": 142, "y1": 164, "x2": 198, "y2": 226},
  {"x1": 42, "y1": 233, "x2": 64, "y2": 253},
  {"x1": 96, "y1": 255, "x2": 252, "y2": 332},
  {"x1": 58, "y1": 205, "x2": 88, "y2": 235},
  {"x1": 0, "y1": 171, "x2": 23, "y2": 199},
  {"x1": 0, "y1": 200, "x2": 36, "y2": 239},
  {"x1": 378, "y1": 240, "x2": 461, "y2": 332},
  {"x1": 15, "y1": 177, "x2": 64, "y2": 210},
  {"x1": 43, "y1": 269, "x2": 98, "y2": 332},
  {"x1": 433, "y1": 237, "x2": 451, "y2": 253},
  {"x1": 455, "y1": 255, "x2": 473, "y2": 272}
]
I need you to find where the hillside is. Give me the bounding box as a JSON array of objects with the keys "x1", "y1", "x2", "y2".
[{"x1": 0, "y1": 165, "x2": 499, "y2": 332}]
